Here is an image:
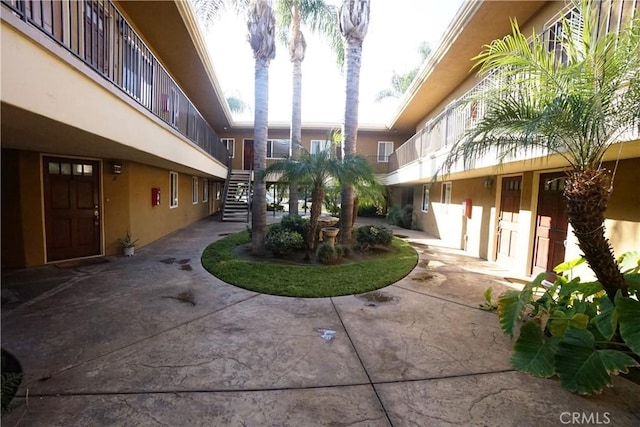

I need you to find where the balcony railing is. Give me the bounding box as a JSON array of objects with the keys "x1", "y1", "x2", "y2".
[
  {"x1": 2, "y1": 0, "x2": 229, "y2": 166},
  {"x1": 388, "y1": 1, "x2": 639, "y2": 177}
]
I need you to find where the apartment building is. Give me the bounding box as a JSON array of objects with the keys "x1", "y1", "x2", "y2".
[
  {"x1": 383, "y1": 0, "x2": 640, "y2": 279},
  {"x1": 1, "y1": 0, "x2": 231, "y2": 267},
  {"x1": 2, "y1": 0, "x2": 638, "y2": 283}
]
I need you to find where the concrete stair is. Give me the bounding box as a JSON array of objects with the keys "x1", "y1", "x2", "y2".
[{"x1": 222, "y1": 170, "x2": 251, "y2": 222}]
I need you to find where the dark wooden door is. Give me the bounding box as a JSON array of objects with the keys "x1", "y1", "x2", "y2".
[
  {"x1": 243, "y1": 139, "x2": 254, "y2": 170},
  {"x1": 497, "y1": 176, "x2": 522, "y2": 263},
  {"x1": 43, "y1": 157, "x2": 101, "y2": 262},
  {"x1": 532, "y1": 172, "x2": 569, "y2": 278}
]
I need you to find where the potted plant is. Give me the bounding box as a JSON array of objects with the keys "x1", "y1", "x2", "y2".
[{"x1": 120, "y1": 232, "x2": 138, "y2": 257}]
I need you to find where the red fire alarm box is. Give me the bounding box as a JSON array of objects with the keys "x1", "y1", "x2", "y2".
[
  {"x1": 152, "y1": 188, "x2": 161, "y2": 206},
  {"x1": 462, "y1": 199, "x2": 472, "y2": 219}
]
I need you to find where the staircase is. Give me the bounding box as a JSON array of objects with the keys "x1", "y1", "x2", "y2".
[{"x1": 222, "y1": 169, "x2": 252, "y2": 222}]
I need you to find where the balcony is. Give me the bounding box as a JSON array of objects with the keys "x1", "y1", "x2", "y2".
[
  {"x1": 1, "y1": 0, "x2": 229, "y2": 166},
  {"x1": 387, "y1": 1, "x2": 639, "y2": 183}
]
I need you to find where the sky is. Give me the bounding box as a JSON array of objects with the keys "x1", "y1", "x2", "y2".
[{"x1": 202, "y1": 0, "x2": 465, "y2": 125}]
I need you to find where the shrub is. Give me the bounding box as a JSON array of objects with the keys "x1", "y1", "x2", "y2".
[
  {"x1": 335, "y1": 244, "x2": 353, "y2": 258},
  {"x1": 316, "y1": 243, "x2": 339, "y2": 264},
  {"x1": 387, "y1": 204, "x2": 413, "y2": 229},
  {"x1": 280, "y1": 214, "x2": 308, "y2": 235},
  {"x1": 356, "y1": 225, "x2": 393, "y2": 251},
  {"x1": 495, "y1": 252, "x2": 640, "y2": 395},
  {"x1": 265, "y1": 230, "x2": 304, "y2": 257},
  {"x1": 358, "y1": 204, "x2": 384, "y2": 217},
  {"x1": 266, "y1": 223, "x2": 282, "y2": 238}
]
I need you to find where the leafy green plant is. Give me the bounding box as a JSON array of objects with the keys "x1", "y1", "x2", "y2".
[
  {"x1": 479, "y1": 287, "x2": 498, "y2": 311},
  {"x1": 317, "y1": 242, "x2": 340, "y2": 265},
  {"x1": 119, "y1": 232, "x2": 138, "y2": 248},
  {"x1": 386, "y1": 204, "x2": 413, "y2": 229},
  {"x1": 280, "y1": 214, "x2": 308, "y2": 236},
  {"x1": 335, "y1": 244, "x2": 352, "y2": 258},
  {"x1": 356, "y1": 225, "x2": 393, "y2": 251},
  {"x1": 265, "y1": 230, "x2": 305, "y2": 257},
  {"x1": 497, "y1": 252, "x2": 640, "y2": 395},
  {"x1": 1, "y1": 348, "x2": 23, "y2": 414}
]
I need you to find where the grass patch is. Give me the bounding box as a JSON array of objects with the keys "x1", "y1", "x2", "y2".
[{"x1": 201, "y1": 231, "x2": 418, "y2": 298}]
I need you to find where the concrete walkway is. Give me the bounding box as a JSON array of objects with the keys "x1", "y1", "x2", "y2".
[{"x1": 2, "y1": 215, "x2": 639, "y2": 426}]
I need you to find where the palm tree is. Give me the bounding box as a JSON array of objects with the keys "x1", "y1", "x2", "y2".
[
  {"x1": 443, "y1": 1, "x2": 640, "y2": 300},
  {"x1": 248, "y1": 0, "x2": 276, "y2": 254},
  {"x1": 275, "y1": 0, "x2": 343, "y2": 216},
  {"x1": 338, "y1": 0, "x2": 370, "y2": 244},
  {"x1": 375, "y1": 42, "x2": 431, "y2": 102},
  {"x1": 261, "y1": 147, "x2": 380, "y2": 254}
]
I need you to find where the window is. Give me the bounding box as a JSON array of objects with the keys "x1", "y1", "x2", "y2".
[
  {"x1": 421, "y1": 185, "x2": 430, "y2": 212},
  {"x1": 221, "y1": 138, "x2": 235, "y2": 158},
  {"x1": 377, "y1": 141, "x2": 394, "y2": 162},
  {"x1": 202, "y1": 179, "x2": 209, "y2": 202},
  {"x1": 267, "y1": 139, "x2": 291, "y2": 159},
  {"x1": 192, "y1": 177, "x2": 198, "y2": 204},
  {"x1": 441, "y1": 182, "x2": 452, "y2": 214},
  {"x1": 170, "y1": 172, "x2": 178, "y2": 208},
  {"x1": 310, "y1": 139, "x2": 332, "y2": 155}
]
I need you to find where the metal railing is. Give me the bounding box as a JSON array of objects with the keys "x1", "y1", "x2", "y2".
[
  {"x1": 2, "y1": 0, "x2": 229, "y2": 166},
  {"x1": 388, "y1": 1, "x2": 639, "y2": 176}
]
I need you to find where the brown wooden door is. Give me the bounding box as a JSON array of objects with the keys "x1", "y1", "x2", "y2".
[
  {"x1": 497, "y1": 176, "x2": 522, "y2": 263},
  {"x1": 532, "y1": 172, "x2": 569, "y2": 278},
  {"x1": 43, "y1": 157, "x2": 101, "y2": 262},
  {"x1": 243, "y1": 139, "x2": 254, "y2": 170}
]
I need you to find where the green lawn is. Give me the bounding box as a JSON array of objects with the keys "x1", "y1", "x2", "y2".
[{"x1": 201, "y1": 230, "x2": 418, "y2": 298}]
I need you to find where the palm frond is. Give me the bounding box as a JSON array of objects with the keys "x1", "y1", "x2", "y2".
[{"x1": 442, "y1": 1, "x2": 640, "y2": 177}]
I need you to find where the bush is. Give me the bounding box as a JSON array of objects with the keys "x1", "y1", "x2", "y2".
[
  {"x1": 280, "y1": 214, "x2": 308, "y2": 235},
  {"x1": 357, "y1": 204, "x2": 384, "y2": 217},
  {"x1": 356, "y1": 225, "x2": 393, "y2": 251},
  {"x1": 335, "y1": 244, "x2": 353, "y2": 258},
  {"x1": 316, "y1": 243, "x2": 339, "y2": 264},
  {"x1": 387, "y1": 204, "x2": 413, "y2": 229},
  {"x1": 495, "y1": 252, "x2": 640, "y2": 395},
  {"x1": 265, "y1": 230, "x2": 304, "y2": 257}
]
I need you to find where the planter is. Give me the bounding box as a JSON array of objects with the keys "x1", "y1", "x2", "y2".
[
  {"x1": 123, "y1": 246, "x2": 135, "y2": 257},
  {"x1": 321, "y1": 227, "x2": 340, "y2": 247}
]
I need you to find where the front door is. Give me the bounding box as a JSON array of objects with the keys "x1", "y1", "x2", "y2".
[
  {"x1": 243, "y1": 139, "x2": 254, "y2": 170},
  {"x1": 532, "y1": 172, "x2": 569, "y2": 278},
  {"x1": 497, "y1": 176, "x2": 522, "y2": 264},
  {"x1": 43, "y1": 157, "x2": 101, "y2": 262}
]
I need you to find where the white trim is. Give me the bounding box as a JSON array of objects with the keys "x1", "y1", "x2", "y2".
[
  {"x1": 202, "y1": 178, "x2": 209, "y2": 202},
  {"x1": 377, "y1": 141, "x2": 394, "y2": 163},
  {"x1": 221, "y1": 138, "x2": 235, "y2": 158},
  {"x1": 310, "y1": 139, "x2": 331, "y2": 155},
  {"x1": 441, "y1": 181, "x2": 452, "y2": 213},
  {"x1": 192, "y1": 176, "x2": 198, "y2": 204},
  {"x1": 267, "y1": 138, "x2": 291, "y2": 159},
  {"x1": 421, "y1": 184, "x2": 430, "y2": 212},
  {"x1": 170, "y1": 171, "x2": 179, "y2": 208}
]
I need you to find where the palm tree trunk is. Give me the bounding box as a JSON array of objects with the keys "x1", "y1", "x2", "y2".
[
  {"x1": 565, "y1": 168, "x2": 627, "y2": 300},
  {"x1": 340, "y1": 37, "x2": 363, "y2": 244},
  {"x1": 252, "y1": 58, "x2": 269, "y2": 254},
  {"x1": 288, "y1": 58, "x2": 302, "y2": 215},
  {"x1": 288, "y1": 7, "x2": 305, "y2": 215},
  {"x1": 309, "y1": 186, "x2": 325, "y2": 252}
]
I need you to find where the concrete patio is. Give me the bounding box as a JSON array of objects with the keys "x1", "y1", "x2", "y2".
[{"x1": 1, "y1": 215, "x2": 639, "y2": 426}]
